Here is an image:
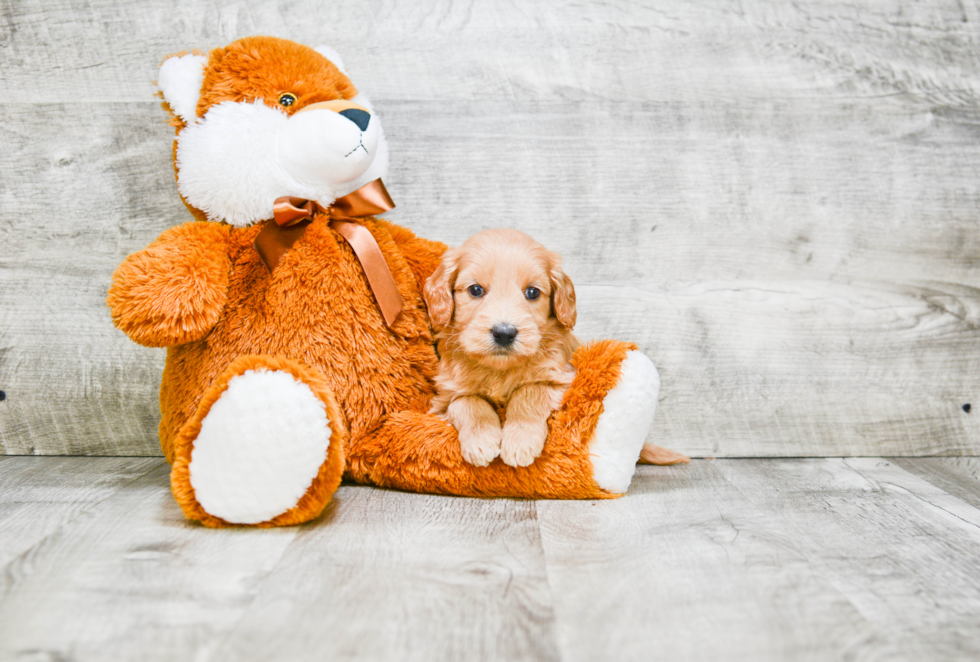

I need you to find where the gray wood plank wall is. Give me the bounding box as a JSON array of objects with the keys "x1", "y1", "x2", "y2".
[{"x1": 1, "y1": 1, "x2": 978, "y2": 456}]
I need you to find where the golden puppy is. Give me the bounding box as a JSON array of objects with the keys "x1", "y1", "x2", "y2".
[{"x1": 424, "y1": 228, "x2": 580, "y2": 467}]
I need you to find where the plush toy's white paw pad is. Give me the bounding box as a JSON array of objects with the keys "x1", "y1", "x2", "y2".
[
  {"x1": 189, "y1": 368, "x2": 332, "y2": 524},
  {"x1": 588, "y1": 351, "x2": 661, "y2": 494}
]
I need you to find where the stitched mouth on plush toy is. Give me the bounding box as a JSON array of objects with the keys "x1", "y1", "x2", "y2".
[{"x1": 344, "y1": 137, "x2": 368, "y2": 158}]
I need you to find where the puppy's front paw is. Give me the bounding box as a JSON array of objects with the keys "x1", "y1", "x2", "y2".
[
  {"x1": 459, "y1": 425, "x2": 502, "y2": 467},
  {"x1": 500, "y1": 419, "x2": 548, "y2": 467}
]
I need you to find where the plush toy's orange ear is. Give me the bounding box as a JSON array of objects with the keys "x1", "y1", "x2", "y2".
[
  {"x1": 423, "y1": 248, "x2": 461, "y2": 330},
  {"x1": 548, "y1": 250, "x2": 577, "y2": 329}
]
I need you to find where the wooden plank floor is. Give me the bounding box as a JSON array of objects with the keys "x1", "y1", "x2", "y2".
[{"x1": 1, "y1": 457, "x2": 979, "y2": 661}]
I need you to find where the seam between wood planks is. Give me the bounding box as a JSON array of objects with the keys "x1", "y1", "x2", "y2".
[
  {"x1": 706, "y1": 458, "x2": 902, "y2": 653},
  {"x1": 713, "y1": 457, "x2": 980, "y2": 658},
  {"x1": 525, "y1": 500, "x2": 564, "y2": 662},
  {"x1": 842, "y1": 458, "x2": 980, "y2": 531}
]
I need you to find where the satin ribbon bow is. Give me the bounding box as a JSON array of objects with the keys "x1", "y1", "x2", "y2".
[{"x1": 253, "y1": 178, "x2": 404, "y2": 327}]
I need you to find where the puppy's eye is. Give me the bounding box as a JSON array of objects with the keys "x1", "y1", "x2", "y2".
[
  {"x1": 279, "y1": 93, "x2": 297, "y2": 107},
  {"x1": 467, "y1": 284, "x2": 485, "y2": 298},
  {"x1": 524, "y1": 286, "x2": 541, "y2": 300}
]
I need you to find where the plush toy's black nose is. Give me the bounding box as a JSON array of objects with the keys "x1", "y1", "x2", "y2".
[
  {"x1": 491, "y1": 324, "x2": 518, "y2": 347},
  {"x1": 339, "y1": 108, "x2": 370, "y2": 131}
]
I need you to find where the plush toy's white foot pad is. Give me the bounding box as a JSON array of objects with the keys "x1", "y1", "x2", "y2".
[
  {"x1": 189, "y1": 368, "x2": 332, "y2": 524},
  {"x1": 588, "y1": 351, "x2": 661, "y2": 494}
]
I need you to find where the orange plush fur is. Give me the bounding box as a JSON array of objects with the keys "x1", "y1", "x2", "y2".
[
  {"x1": 425, "y1": 229, "x2": 580, "y2": 468},
  {"x1": 111, "y1": 214, "x2": 441, "y2": 466},
  {"x1": 345, "y1": 339, "x2": 636, "y2": 500},
  {"x1": 108, "y1": 37, "x2": 684, "y2": 528}
]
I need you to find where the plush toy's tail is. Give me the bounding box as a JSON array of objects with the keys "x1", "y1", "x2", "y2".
[{"x1": 638, "y1": 443, "x2": 690, "y2": 465}]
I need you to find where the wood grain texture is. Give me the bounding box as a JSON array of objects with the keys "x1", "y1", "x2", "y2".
[
  {"x1": 578, "y1": 281, "x2": 980, "y2": 457},
  {"x1": 0, "y1": 463, "x2": 301, "y2": 662},
  {"x1": 1, "y1": 457, "x2": 980, "y2": 660},
  {"x1": 537, "y1": 461, "x2": 890, "y2": 661},
  {"x1": 212, "y1": 487, "x2": 558, "y2": 662},
  {"x1": 892, "y1": 457, "x2": 980, "y2": 510},
  {"x1": 714, "y1": 458, "x2": 980, "y2": 661},
  {"x1": 0, "y1": 103, "x2": 177, "y2": 455},
  {"x1": 540, "y1": 458, "x2": 980, "y2": 661},
  {"x1": 0, "y1": 456, "x2": 162, "y2": 567},
  {"x1": 1, "y1": 0, "x2": 979, "y2": 455},
  {"x1": 3, "y1": 1, "x2": 979, "y2": 106}
]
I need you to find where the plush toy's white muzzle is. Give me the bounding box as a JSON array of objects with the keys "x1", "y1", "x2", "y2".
[{"x1": 279, "y1": 101, "x2": 380, "y2": 186}]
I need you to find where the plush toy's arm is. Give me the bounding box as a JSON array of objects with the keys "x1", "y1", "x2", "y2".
[
  {"x1": 379, "y1": 220, "x2": 447, "y2": 292},
  {"x1": 346, "y1": 340, "x2": 668, "y2": 499},
  {"x1": 107, "y1": 222, "x2": 232, "y2": 347}
]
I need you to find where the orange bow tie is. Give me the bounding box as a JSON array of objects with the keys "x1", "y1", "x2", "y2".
[{"x1": 254, "y1": 178, "x2": 403, "y2": 327}]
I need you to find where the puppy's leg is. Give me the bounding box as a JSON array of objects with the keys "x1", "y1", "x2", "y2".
[
  {"x1": 446, "y1": 396, "x2": 502, "y2": 467},
  {"x1": 500, "y1": 384, "x2": 565, "y2": 467}
]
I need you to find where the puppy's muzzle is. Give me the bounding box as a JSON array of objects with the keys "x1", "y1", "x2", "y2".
[{"x1": 491, "y1": 323, "x2": 518, "y2": 348}]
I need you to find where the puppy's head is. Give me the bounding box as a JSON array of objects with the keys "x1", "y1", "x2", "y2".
[{"x1": 424, "y1": 229, "x2": 576, "y2": 369}]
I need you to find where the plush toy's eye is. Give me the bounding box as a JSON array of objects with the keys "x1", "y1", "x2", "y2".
[
  {"x1": 467, "y1": 284, "x2": 485, "y2": 298},
  {"x1": 278, "y1": 93, "x2": 297, "y2": 107},
  {"x1": 524, "y1": 286, "x2": 541, "y2": 300}
]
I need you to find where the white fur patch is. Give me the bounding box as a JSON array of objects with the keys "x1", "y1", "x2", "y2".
[
  {"x1": 278, "y1": 100, "x2": 380, "y2": 189},
  {"x1": 334, "y1": 94, "x2": 390, "y2": 198},
  {"x1": 176, "y1": 100, "x2": 339, "y2": 226},
  {"x1": 158, "y1": 54, "x2": 207, "y2": 124},
  {"x1": 189, "y1": 368, "x2": 332, "y2": 524},
  {"x1": 588, "y1": 351, "x2": 661, "y2": 494}
]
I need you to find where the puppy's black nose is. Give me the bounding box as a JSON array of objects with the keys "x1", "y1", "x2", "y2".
[
  {"x1": 491, "y1": 324, "x2": 518, "y2": 347},
  {"x1": 339, "y1": 108, "x2": 370, "y2": 131}
]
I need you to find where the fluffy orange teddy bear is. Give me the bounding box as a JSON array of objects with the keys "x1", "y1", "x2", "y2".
[{"x1": 107, "y1": 36, "x2": 684, "y2": 528}]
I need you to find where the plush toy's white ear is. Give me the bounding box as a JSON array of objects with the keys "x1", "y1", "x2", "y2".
[
  {"x1": 158, "y1": 54, "x2": 208, "y2": 124},
  {"x1": 313, "y1": 45, "x2": 347, "y2": 75}
]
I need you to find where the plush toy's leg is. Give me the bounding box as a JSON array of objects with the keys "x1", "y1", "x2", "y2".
[
  {"x1": 345, "y1": 340, "x2": 666, "y2": 499},
  {"x1": 169, "y1": 355, "x2": 347, "y2": 527}
]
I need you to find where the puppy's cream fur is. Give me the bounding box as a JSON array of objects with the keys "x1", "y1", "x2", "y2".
[{"x1": 424, "y1": 229, "x2": 579, "y2": 467}]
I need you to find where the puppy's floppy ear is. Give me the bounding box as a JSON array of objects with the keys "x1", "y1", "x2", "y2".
[
  {"x1": 547, "y1": 250, "x2": 577, "y2": 329},
  {"x1": 424, "y1": 248, "x2": 461, "y2": 330}
]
